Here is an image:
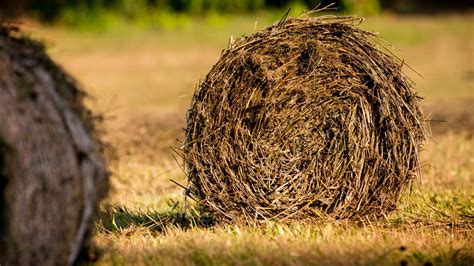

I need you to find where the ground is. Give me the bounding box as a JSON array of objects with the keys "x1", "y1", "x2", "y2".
[{"x1": 24, "y1": 11, "x2": 473, "y2": 265}]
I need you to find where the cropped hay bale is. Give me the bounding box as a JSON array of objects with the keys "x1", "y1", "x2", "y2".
[
  {"x1": 0, "y1": 24, "x2": 108, "y2": 265},
  {"x1": 184, "y1": 16, "x2": 427, "y2": 223}
]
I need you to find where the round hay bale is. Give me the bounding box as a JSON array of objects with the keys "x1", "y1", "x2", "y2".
[
  {"x1": 0, "y1": 24, "x2": 108, "y2": 265},
  {"x1": 184, "y1": 16, "x2": 427, "y2": 223}
]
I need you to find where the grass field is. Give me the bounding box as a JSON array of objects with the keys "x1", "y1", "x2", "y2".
[{"x1": 22, "y1": 11, "x2": 473, "y2": 265}]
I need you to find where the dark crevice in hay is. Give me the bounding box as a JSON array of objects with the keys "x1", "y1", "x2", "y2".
[{"x1": 184, "y1": 15, "x2": 427, "y2": 223}]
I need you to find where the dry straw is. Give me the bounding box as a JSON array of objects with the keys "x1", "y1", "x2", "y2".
[
  {"x1": 184, "y1": 15, "x2": 427, "y2": 223},
  {"x1": 0, "y1": 24, "x2": 108, "y2": 265}
]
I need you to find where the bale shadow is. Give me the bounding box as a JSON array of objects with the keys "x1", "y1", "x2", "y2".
[{"x1": 96, "y1": 203, "x2": 215, "y2": 234}]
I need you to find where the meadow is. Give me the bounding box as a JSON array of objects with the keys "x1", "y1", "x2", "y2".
[{"x1": 24, "y1": 11, "x2": 473, "y2": 265}]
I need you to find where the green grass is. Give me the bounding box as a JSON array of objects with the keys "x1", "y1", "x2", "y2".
[{"x1": 20, "y1": 11, "x2": 474, "y2": 265}]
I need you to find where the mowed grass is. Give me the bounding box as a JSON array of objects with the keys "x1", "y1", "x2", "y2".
[{"x1": 22, "y1": 12, "x2": 474, "y2": 265}]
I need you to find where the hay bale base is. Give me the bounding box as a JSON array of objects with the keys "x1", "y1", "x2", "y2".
[
  {"x1": 0, "y1": 24, "x2": 108, "y2": 265},
  {"x1": 184, "y1": 15, "x2": 426, "y2": 223}
]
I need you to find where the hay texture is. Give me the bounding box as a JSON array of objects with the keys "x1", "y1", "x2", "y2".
[
  {"x1": 184, "y1": 16, "x2": 426, "y2": 223},
  {"x1": 0, "y1": 24, "x2": 108, "y2": 265}
]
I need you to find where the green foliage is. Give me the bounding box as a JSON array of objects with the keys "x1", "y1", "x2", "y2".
[
  {"x1": 24, "y1": 0, "x2": 385, "y2": 24},
  {"x1": 265, "y1": 0, "x2": 301, "y2": 7},
  {"x1": 161, "y1": 0, "x2": 268, "y2": 13},
  {"x1": 340, "y1": 0, "x2": 381, "y2": 15}
]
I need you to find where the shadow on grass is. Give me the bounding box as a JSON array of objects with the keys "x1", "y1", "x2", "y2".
[
  {"x1": 96, "y1": 203, "x2": 215, "y2": 234},
  {"x1": 96, "y1": 189, "x2": 474, "y2": 235}
]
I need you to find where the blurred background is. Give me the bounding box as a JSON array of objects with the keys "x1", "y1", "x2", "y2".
[
  {"x1": 1, "y1": 1, "x2": 472, "y2": 263},
  {"x1": 1, "y1": 0, "x2": 473, "y2": 25}
]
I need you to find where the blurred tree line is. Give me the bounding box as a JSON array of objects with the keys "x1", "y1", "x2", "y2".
[
  {"x1": 1, "y1": 0, "x2": 472, "y2": 22},
  {"x1": 0, "y1": 0, "x2": 379, "y2": 21}
]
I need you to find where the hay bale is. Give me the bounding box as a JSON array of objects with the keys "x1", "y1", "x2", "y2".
[
  {"x1": 0, "y1": 24, "x2": 108, "y2": 265},
  {"x1": 184, "y1": 16, "x2": 427, "y2": 223}
]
